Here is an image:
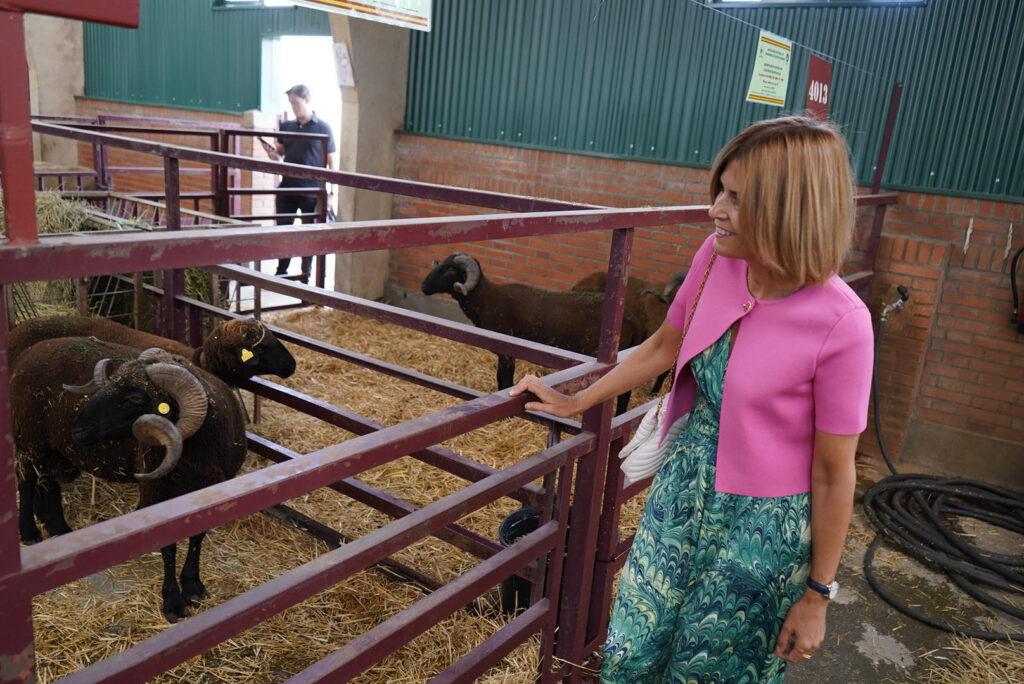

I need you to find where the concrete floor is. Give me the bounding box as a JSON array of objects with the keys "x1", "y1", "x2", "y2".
[{"x1": 786, "y1": 460, "x2": 1023, "y2": 683}]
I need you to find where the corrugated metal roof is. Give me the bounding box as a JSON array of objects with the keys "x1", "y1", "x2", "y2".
[{"x1": 406, "y1": 0, "x2": 1023, "y2": 201}]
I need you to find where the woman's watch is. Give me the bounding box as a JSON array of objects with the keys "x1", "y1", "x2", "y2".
[{"x1": 806, "y1": 577, "x2": 839, "y2": 599}]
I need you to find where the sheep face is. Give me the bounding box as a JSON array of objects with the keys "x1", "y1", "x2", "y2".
[
  {"x1": 421, "y1": 253, "x2": 477, "y2": 297},
  {"x1": 71, "y1": 381, "x2": 174, "y2": 448},
  {"x1": 70, "y1": 357, "x2": 207, "y2": 459},
  {"x1": 202, "y1": 319, "x2": 296, "y2": 385}
]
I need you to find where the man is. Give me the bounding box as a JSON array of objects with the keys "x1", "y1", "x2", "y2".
[{"x1": 260, "y1": 84, "x2": 337, "y2": 279}]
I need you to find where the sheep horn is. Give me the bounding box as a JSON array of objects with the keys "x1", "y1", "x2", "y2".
[
  {"x1": 144, "y1": 362, "x2": 208, "y2": 440},
  {"x1": 639, "y1": 288, "x2": 668, "y2": 304},
  {"x1": 138, "y1": 347, "x2": 168, "y2": 363},
  {"x1": 130, "y1": 414, "x2": 183, "y2": 480},
  {"x1": 62, "y1": 358, "x2": 113, "y2": 395},
  {"x1": 452, "y1": 253, "x2": 480, "y2": 295}
]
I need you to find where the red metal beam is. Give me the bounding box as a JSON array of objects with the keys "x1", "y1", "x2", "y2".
[
  {"x1": 0, "y1": 11, "x2": 38, "y2": 245},
  {"x1": 0, "y1": 205, "x2": 715, "y2": 284},
  {"x1": 0, "y1": 0, "x2": 139, "y2": 26}
]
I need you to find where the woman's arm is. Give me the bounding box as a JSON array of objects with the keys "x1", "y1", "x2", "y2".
[
  {"x1": 508, "y1": 318, "x2": 683, "y2": 418},
  {"x1": 774, "y1": 430, "x2": 859, "y2": 663}
]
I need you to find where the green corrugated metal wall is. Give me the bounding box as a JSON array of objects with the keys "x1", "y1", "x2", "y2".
[
  {"x1": 83, "y1": 0, "x2": 330, "y2": 114},
  {"x1": 406, "y1": 0, "x2": 1024, "y2": 201}
]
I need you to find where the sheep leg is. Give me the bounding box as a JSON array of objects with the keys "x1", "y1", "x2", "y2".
[
  {"x1": 36, "y1": 477, "x2": 72, "y2": 538},
  {"x1": 650, "y1": 370, "x2": 670, "y2": 396},
  {"x1": 160, "y1": 541, "x2": 190, "y2": 623},
  {"x1": 179, "y1": 532, "x2": 209, "y2": 606},
  {"x1": 615, "y1": 391, "x2": 631, "y2": 417},
  {"x1": 17, "y1": 468, "x2": 42, "y2": 544},
  {"x1": 496, "y1": 353, "x2": 516, "y2": 390}
]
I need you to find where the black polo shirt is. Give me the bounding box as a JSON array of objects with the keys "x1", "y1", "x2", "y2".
[{"x1": 278, "y1": 112, "x2": 336, "y2": 188}]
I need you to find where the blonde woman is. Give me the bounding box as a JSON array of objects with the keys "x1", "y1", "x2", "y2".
[{"x1": 510, "y1": 116, "x2": 874, "y2": 682}]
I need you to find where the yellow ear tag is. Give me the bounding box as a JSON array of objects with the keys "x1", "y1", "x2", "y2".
[
  {"x1": 158, "y1": 402, "x2": 171, "y2": 415},
  {"x1": 241, "y1": 348, "x2": 254, "y2": 362}
]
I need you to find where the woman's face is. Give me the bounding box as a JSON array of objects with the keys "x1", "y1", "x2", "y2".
[{"x1": 709, "y1": 160, "x2": 755, "y2": 262}]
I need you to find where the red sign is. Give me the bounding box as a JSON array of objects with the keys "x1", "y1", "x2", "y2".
[{"x1": 806, "y1": 54, "x2": 832, "y2": 120}]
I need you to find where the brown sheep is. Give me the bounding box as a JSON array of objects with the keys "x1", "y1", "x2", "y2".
[
  {"x1": 8, "y1": 315, "x2": 296, "y2": 388},
  {"x1": 12, "y1": 337, "x2": 247, "y2": 622},
  {"x1": 421, "y1": 253, "x2": 646, "y2": 414},
  {"x1": 571, "y1": 270, "x2": 686, "y2": 394}
]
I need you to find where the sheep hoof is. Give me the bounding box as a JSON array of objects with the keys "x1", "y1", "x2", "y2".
[
  {"x1": 19, "y1": 527, "x2": 42, "y2": 545},
  {"x1": 162, "y1": 592, "x2": 192, "y2": 623},
  {"x1": 43, "y1": 521, "x2": 72, "y2": 537},
  {"x1": 181, "y1": 580, "x2": 208, "y2": 606}
]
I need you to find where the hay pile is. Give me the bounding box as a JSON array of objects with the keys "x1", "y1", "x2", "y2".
[
  {"x1": 921, "y1": 636, "x2": 1024, "y2": 683},
  {"x1": 31, "y1": 306, "x2": 654, "y2": 682}
]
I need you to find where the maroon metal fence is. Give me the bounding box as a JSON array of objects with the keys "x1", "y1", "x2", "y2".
[{"x1": 1, "y1": 108, "x2": 898, "y2": 683}]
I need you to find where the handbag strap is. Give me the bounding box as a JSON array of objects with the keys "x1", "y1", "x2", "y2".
[{"x1": 661, "y1": 252, "x2": 716, "y2": 396}]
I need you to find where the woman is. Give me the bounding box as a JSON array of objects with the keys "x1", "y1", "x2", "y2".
[{"x1": 509, "y1": 116, "x2": 874, "y2": 682}]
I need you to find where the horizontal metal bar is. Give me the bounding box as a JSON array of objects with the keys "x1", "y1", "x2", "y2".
[
  {"x1": 52, "y1": 436, "x2": 585, "y2": 683},
  {"x1": 1, "y1": 204, "x2": 710, "y2": 282},
  {"x1": 289, "y1": 521, "x2": 560, "y2": 682},
  {"x1": 243, "y1": 380, "x2": 549, "y2": 502},
  {"x1": 247, "y1": 427, "x2": 527, "y2": 560},
  {"x1": 854, "y1": 192, "x2": 900, "y2": 206},
  {"x1": 214, "y1": 264, "x2": 591, "y2": 369},
  {"x1": 7, "y1": 392, "x2": 591, "y2": 597},
  {"x1": 32, "y1": 121, "x2": 600, "y2": 212},
  {"x1": 430, "y1": 599, "x2": 550, "y2": 683},
  {"x1": 263, "y1": 503, "x2": 448, "y2": 595}
]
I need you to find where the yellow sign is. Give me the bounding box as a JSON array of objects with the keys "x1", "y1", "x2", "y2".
[
  {"x1": 288, "y1": 0, "x2": 431, "y2": 32},
  {"x1": 746, "y1": 30, "x2": 792, "y2": 107}
]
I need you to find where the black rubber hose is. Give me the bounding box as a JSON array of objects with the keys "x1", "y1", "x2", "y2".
[
  {"x1": 1011, "y1": 243, "x2": 1024, "y2": 323},
  {"x1": 863, "y1": 314, "x2": 1024, "y2": 642}
]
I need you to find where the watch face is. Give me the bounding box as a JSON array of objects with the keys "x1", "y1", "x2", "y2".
[{"x1": 828, "y1": 582, "x2": 839, "y2": 599}]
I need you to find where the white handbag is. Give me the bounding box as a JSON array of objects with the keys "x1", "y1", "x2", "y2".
[{"x1": 618, "y1": 255, "x2": 715, "y2": 482}]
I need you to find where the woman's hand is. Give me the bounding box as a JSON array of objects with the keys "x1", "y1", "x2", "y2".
[
  {"x1": 508, "y1": 374, "x2": 581, "y2": 418},
  {"x1": 774, "y1": 591, "x2": 828, "y2": 663}
]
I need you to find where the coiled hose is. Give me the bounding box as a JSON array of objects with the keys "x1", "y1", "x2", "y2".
[{"x1": 863, "y1": 312, "x2": 1024, "y2": 642}]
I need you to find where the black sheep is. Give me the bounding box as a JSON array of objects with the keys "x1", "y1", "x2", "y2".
[
  {"x1": 421, "y1": 252, "x2": 645, "y2": 414},
  {"x1": 11, "y1": 337, "x2": 247, "y2": 622}
]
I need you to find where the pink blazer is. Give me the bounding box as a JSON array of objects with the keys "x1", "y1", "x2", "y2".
[{"x1": 661, "y1": 235, "x2": 874, "y2": 497}]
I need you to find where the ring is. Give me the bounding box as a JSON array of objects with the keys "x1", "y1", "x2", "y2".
[{"x1": 802, "y1": 653, "x2": 813, "y2": 660}]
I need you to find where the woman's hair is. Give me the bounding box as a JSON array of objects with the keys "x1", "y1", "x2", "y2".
[{"x1": 710, "y1": 116, "x2": 855, "y2": 285}]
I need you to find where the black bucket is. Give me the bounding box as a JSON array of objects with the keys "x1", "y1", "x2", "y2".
[{"x1": 497, "y1": 506, "x2": 542, "y2": 615}]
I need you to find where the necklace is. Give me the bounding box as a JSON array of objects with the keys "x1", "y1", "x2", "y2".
[{"x1": 746, "y1": 269, "x2": 803, "y2": 300}]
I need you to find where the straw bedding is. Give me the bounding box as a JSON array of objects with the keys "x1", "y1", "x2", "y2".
[
  {"x1": 29, "y1": 306, "x2": 654, "y2": 682},
  {"x1": 22, "y1": 304, "x2": 1024, "y2": 681}
]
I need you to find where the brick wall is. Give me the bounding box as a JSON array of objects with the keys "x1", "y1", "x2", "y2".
[{"x1": 390, "y1": 133, "x2": 1024, "y2": 471}]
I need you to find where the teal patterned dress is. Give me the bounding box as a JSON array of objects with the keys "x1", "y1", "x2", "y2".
[{"x1": 601, "y1": 330, "x2": 812, "y2": 683}]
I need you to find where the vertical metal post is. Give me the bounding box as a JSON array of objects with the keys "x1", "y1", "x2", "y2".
[
  {"x1": 555, "y1": 227, "x2": 633, "y2": 680},
  {"x1": 162, "y1": 156, "x2": 186, "y2": 341},
  {"x1": 0, "y1": 290, "x2": 37, "y2": 684},
  {"x1": 861, "y1": 81, "x2": 903, "y2": 300},
  {"x1": 0, "y1": 11, "x2": 38, "y2": 245},
  {"x1": 214, "y1": 130, "x2": 229, "y2": 219}
]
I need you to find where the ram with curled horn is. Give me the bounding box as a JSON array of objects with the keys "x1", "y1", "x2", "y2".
[
  {"x1": 421, "y1": 251, "x2": 646, "y2": 414},
  {"x1": 11, "y1": 338, "x2": 247, "y2": 623}
]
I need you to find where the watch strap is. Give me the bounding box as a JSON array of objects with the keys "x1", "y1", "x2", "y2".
[{"x1": 806, "y1": 577, "x2": 834, "y2": 598}]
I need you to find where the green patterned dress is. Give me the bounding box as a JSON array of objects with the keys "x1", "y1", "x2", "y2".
[{"x1": 601, "y1": 330, "x2": 812, "y2": 683}]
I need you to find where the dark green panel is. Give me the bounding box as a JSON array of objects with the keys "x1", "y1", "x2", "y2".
[
  {"x1": 406, "y1": 0, "x2": 1024, "y2": 201},
  {"x1": 84, "y1": 0, "x2": 330, "y2": 114}
]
